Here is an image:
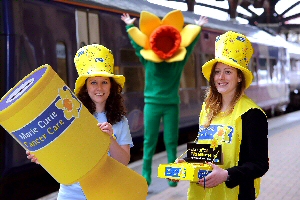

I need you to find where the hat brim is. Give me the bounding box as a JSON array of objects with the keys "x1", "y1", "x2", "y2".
[
  {"x1": 202, "y1": 58, "x2": 253, "y2": 89},
  {"x1": 74, "y1": 72, "x2": 125, "y2": 95}
]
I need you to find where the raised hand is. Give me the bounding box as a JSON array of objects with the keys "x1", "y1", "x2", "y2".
[
  {"x1": 194, "y1": 15, "x2": 208, "y2": 26},
  {"x1": 167, "y1": 158, "x2": 185, "y2": 183},
  {"x1": 121, "y1": 13, "x2": 136, "y2": 25},
  {"x1": 97, "y1": 122, "x2": 114, "y2": 138}
]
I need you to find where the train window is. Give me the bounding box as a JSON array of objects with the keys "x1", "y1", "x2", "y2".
[
  {"x1": 269, "y1": 59, "x2": 279, "y2": 83},
  {"x1": 122, "y1": 66, "x2": 145, "y2": 93},
  {"x1": 114, "y1": 66, "x2": 120, "y2": 75},
  {"x1": 200, "y1": 53, "x2": 215, "y2": 87},
  {"x1": 88, "y1": 12, "x2": 100, "y2": 44},
  {"x1": 76, "y1": 11, "x2": 100, "y2": 47},
  {"x1": 120, "y1": 49, "x2": 140, "y2": 64},
  {"x1": 18, "y1": 42, "x2": 36, "y2": 82},
  {"x1": 76, "y1": 10, "x2": 89, "y2": 49},
  {"x1": 280, "y1": 60, "x2": 286, "y2": 82},
  {"x1": 289, "y1": 58, "x2": 300, "y2": 84},
  {"x1": 249, "y1": 57, "x2": 258, "y2": 83},
  {"x1": 180, "y1": 54, "x2": 196, "y2": 89},
  {"x1": 291, "y1": 59, "x2": 300, "y2": 72},
  {"x1": 56, "y1": 42, "x2": 68, "y2": 83},
  {"x1": 257, "y1": 58, "x2": 268, "y2": 84},
  {"x1": 203, "y1": 32, "x2": 209, "y2": 40},
  {"x1": 268, "y1": 46, "x2": 278, "y2": 58}
]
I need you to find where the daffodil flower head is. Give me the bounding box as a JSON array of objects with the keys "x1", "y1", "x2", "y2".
[
  {"x1": 127, "y1": 10, "x2": 201, "y2": 63},
  {"x1": 150, "y1": 25, "x2": 181, "y2": 59}
]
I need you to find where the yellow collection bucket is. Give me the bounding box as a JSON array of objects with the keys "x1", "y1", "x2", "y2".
[{"x1": 0, "y1": 65, "x2": 147, "y2": 199}]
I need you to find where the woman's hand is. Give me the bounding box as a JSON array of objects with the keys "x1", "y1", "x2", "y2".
[
  {"x1": 121, "y1": 13, "x2": 136, "y2": 25},
  {"x1": 175, "y1": 158, "x2": 185, "y2": 164},
  {"x1": 97, "y1": 122, "x2": 114, "y2": 138},
  {"x1": 197, "y1": 163, "x2": 227, "y2": 188},
  {"x1": 26, "y1": 150, "x2": 40, "y2": 164},
  {"x1": 194, "y1": 15, "x2": 208, "y2": 26},
  {"x1": 167, "y1": 158, "x2": 186, "y2": 183}
]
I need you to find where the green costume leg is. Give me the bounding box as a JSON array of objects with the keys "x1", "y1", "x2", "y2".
[
  {"x1": 143, "y1": 103, "x2": 162, "y2": 186},
  {"x1": 163, "y1": 104, "x2": 179, "y2": 163},
  {"x1": 163, "y1": 104, "x2": 179, "y2": 187}
]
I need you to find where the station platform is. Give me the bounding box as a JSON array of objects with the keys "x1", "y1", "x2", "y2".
[{"x1": 39, "y1": 110, "x2": 300, "y2": 200}]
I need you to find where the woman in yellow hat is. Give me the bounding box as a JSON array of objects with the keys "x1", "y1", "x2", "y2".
[
  {"x1": 27, "y1": 44, "x2": 133, "y2": 199},
  {"x1": 174, "y1": 31, "x2": 269, "y2": 199}
]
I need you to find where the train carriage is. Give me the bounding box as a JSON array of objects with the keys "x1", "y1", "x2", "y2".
[
  {"x1": 1, "y1": 0, "x2": 300, "y2": 199},
  {"x1": 286, "y1": 41, "x2": 300, "y2": 112}
]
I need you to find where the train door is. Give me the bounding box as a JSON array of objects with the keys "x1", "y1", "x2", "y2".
[
  {"x1": 119, "y1": 49, "x2": 145, "y2": 138},
  {"x1": 285, "y1": 43, "x2": 300, "y2": 112},
  {"x1": 75, "y1": 10, "x2": 100, "y2": 48}
]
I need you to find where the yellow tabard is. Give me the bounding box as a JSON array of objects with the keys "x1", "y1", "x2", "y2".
[{"x1": 188, "y1": 95, "x2": 262, "y2": 200}]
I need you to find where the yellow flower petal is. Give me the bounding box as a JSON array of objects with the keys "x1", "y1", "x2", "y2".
[
  {"x1": 140, "y1": 11, "x2": 161, "y2": 38},
  {"x1": 140, "y1": 49, "x2": 164, "y2": 63},
  {"x1": 161, "y1": 10, "x2": 184, "y2": 32},
  {"x1": 128, "y1": 27, "x2": 150, "y2": 49},
  {"x1": 64, "y1": 110, "x2": 74, "y2": 120},
  {"x1": 180, "y1": 25, "x2": 201, "y2": 47},
  {"x1": 165, "y1": 47, "x2": 187, "y2": 63},
  {"x1": 70, "y1": 107, "x2": 80, "y2": 118},
  {"x1": 72, "y1": 98, "x2": 81, "y2": 111},
  {"x1": 58, "y1": 88, "x2": 66, "y2": 97},
  {"x1": 55, "y1": 99, "x2": 64, "y2": 110},
  {"x1": 65, "y1": 90, "x2": 74, "y2": 99}
]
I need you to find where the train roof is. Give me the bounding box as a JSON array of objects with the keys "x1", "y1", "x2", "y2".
[{"x1": 60, "y1": 0, "x2": 290, "y2": 49}]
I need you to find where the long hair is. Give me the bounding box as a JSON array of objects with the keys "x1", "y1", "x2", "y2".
[
  {"x1": 203, "y1": 63, "x2": 246, "y2": 127},
  {"x1": 77, "y1": 77, "x2": 126, "y2": 125}
]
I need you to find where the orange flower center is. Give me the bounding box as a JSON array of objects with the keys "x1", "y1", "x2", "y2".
[
  {"x1": 150, "y1": 25, "x2": 181, "y2": 59},
  {"x1": 218, "y1": 129, "x2": 224, "y2": 136},
  {"x1": 63, "y1": 99, "x2": 73, "y2": 111}
]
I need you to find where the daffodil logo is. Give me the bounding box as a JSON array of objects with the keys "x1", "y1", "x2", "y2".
[
  {"x1": 127, "y1": 10, "x2": 201, "y2": 63},
  {"x1": 198, "y1": 125, "x2": 233, "y2": 143},
  {"x1": 55, "y1": 87, "x2": 81, "y2": 120}
]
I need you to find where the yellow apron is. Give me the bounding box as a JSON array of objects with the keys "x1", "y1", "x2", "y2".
[{"x1": 188, "y1": 95, "x2": 262, "y2": 200}]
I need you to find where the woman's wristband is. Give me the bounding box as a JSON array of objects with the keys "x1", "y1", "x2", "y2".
[{"x1": 111, "y1": 133, "x2": 116, "y2": 140}]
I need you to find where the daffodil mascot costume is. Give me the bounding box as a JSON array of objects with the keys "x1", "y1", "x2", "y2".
[
  {"x1": 122, "y1": 10, "x2": 207, "y2": 187},
  {"x1": 188, "y1": 31, "x2": 269, "y2": 199}
]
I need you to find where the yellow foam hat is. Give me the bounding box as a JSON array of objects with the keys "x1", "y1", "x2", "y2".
[
  {"x1": 127, "y1": 10, "x2": 201, "y2": 63},
  {"x1": 202, "y1": 31, "x2": 254, "y2": 89},
  {"x1": 74, "y1": 44, "x2": 125, "y2": 94}
]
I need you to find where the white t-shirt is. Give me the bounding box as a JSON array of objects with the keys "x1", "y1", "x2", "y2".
[{"x1": 57, "y1": 112, "x2": 133, "y2": 200}]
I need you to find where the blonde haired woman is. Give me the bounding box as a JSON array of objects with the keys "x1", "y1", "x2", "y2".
[{"x1": 175, "y1": 31, "x2": 269, "y2": 200}]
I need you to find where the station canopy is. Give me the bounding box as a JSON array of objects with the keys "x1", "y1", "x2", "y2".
[{"x1": 147, "y1": 0, "x2": 300, "y2": 41}]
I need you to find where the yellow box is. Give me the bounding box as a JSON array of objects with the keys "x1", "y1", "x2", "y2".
[{"x1": 158, "y1": 162, "x2": 212, "y2": 182}]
